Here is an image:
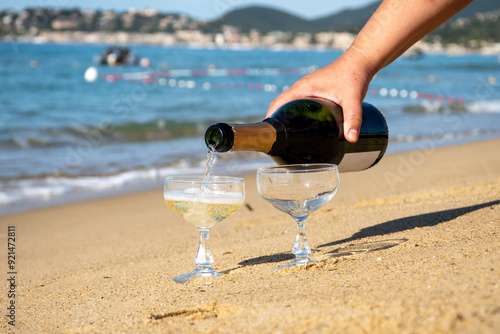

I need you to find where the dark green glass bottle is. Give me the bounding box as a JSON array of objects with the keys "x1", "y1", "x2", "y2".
[{"x1": 205, "y1": 98, "x2": 388, "y2": 172}]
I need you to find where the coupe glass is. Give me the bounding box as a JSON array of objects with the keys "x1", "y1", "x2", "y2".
[
  {"x1": 164, "y1": 176, "x2": 245, "y2": 283},
  {"x1": 257, "y1": 164, "x2": 339, "y2": 270}
]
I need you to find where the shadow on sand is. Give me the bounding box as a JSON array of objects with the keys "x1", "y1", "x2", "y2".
[
  {"x1": 221, "y1": 200, "x2": 499, "y2": 273},
  {"x1": 319, "y1": 199, "x2": 500, "y2": 249}
]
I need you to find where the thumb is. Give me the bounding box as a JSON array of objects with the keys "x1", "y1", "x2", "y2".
[
  {"x1": 266, "y1": 96, "x2": 288, "y2": 118},
  {"x1": 342, "y1": 101, "x2": 363, "y2": 143}
]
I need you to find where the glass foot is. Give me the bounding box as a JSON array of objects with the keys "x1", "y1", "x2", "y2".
[
  {"x1": 173, "y1": 266, "x2": 222, "y2": 284},
  {"x1": 273, "y1": 256, "x2": 314, "y2": 271}
]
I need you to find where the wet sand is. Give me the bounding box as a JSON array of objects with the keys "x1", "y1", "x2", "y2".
[{"x1": 1, "y1": 138, "x2": 499, "y2": 333}]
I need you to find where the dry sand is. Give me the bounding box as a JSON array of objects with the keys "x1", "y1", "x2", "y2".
[{"x1": 1, "y1": 138, "x2": 499, "y2": 333}]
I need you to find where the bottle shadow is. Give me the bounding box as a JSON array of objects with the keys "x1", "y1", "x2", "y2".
[
  {"x1": 219, "y1": 252, "x2": 294, "y2": 274},
  {"x1": 221, "y1": 199, "x2": 499, "y2": 274},
  {"x1": 238, "y1": 252, "x2": 295, "y2": 266},
  {"x1": 319, "y1": 199, "x2": 500, "y2": 249},
  {"x1": 325, "y1": 238, "x2": 408, "y2": 258}
]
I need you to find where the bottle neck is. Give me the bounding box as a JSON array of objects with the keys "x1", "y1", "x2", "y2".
[
  {"x1": 205, "y1": 122, "x2": 277, "y2": 153},
  {"x1": 231, "y1": 122, "x2": 277, "y2": 153}
]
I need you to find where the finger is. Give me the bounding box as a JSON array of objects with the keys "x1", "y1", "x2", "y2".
[
  {"x1": 342, "y1": 101, "x2": 363, "y2": 143},
  {"x1": 266, "y1": 90, "x2": 301, "y2": 118}
]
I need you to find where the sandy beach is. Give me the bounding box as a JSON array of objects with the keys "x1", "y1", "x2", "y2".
[{"x1": 1, "y1": 138, "x2": 499, "y2": 333}]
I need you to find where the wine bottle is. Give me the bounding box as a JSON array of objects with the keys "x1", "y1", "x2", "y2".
[{"x1": 205, "y1": 98, "x2": 388, "y2": 172}]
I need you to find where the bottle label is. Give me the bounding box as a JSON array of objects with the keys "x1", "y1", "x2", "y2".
[{"x1": 338, "y1": 151, "x2": 381, "y2": 172}]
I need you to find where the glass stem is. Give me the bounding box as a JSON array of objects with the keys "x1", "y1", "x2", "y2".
[
  {"x1": 194, "y1": 229, "x2": 214, "y2": 268},
  {"x1": 293, "y1": 216, "x2": 311, "y2": 260}
]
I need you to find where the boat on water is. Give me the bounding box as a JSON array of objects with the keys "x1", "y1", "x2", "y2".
[{"x1": 93, "y1": 47, "x2": 139, "y2": 66}]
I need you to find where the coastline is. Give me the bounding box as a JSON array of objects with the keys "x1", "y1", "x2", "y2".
[
  {"x1": 3, "y1": 32, "x2": 500, "y2": 55},
  {"x1": 1, "y1": 138, "x2": 499, "y2": 333}
]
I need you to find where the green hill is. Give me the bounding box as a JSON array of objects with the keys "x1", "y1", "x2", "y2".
[
  {"x1": 216, "y1": 6, "x2": 309, "y2": 33},
  {"x1": 452, "y1": 0, "x2": 500, "y2": 18},
  {"x1": 216, "y1": 0, "x2": 500, "y2": 34},
  {"x1": 311, "y1": 1, "x2": 381, "y2": 32}
]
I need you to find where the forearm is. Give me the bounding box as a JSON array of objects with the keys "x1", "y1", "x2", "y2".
[{"x1": 348, "y1": 0, "x2": 474, "y2": 75}]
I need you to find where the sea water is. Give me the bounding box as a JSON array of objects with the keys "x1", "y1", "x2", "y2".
[{"x1": 1, "y1": 42, "x2": 499, "y2": 215}]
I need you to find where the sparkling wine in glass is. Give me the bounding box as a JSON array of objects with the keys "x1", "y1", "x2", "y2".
[
  {"x1": 164, "y1": 176, "x2": 245, "y2": 283},
  {"x1": 257, "y1": 164, "x2": 339, "y2": 270}
]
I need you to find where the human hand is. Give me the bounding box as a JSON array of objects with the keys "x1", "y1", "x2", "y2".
[{"x1": 266, "y1": 49, "x2": 376, "y2": 143}]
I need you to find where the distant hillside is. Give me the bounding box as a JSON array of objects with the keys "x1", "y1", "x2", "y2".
[
  {"x1": 215, "y1": 0, "x2": 500, "y2": 33},
  {"x1": 428, "y1": 8, "x2": 500, "y2": 45},
  {"x1": 1, "y1": 0, "x2": 498, "y2": 44},
  {"x1": 452, "y1": 0, "x2": 500, "y2": 19},
  {"x1": 311, "y1": 1, "x2": 381, "y2": 32},
  {"x1": 214, "y1": 3, "x2": 378, "y2": 34},
  {"x1": 216, "y1": 6, "x2": 309, "y2": 33}
]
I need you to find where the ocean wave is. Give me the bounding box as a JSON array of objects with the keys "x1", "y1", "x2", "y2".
[
  {"x1": 0, "y1": 154, "x2": 271, "y2": 212},
  {"x1": 0, "y1": 116, "x2": 261, "y2": 149},
  {"x1": 467, "y1": 99, "x2": 500, "y2": 114},
  {"x1": 390, "y1": 128, "x2": 500, "y2": 143},
  {"x1": 399, "y1": 98, "x2": 500, "y2": 114},
  {"x1": 4, "y1": 99, "x2": 498, "y2": 150}
]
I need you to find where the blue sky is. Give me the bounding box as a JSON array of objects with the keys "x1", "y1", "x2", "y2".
[{"x1": 2, "y1": 0, "x2": 376, "y2": 20}]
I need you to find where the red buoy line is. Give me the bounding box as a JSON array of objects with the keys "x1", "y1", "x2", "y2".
[
  {"x1": 91, "y1": 66, "x2": 318, "y2": 83},
  {"x1": 151, "y1": 78, "x2": 467, "y2": 105},
  {"x1": 367, "y1": 87, "x2": 466, "y2": 105},
  {"x1": 84, "y1": 65, "x2": 474, "y2": 105}
]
